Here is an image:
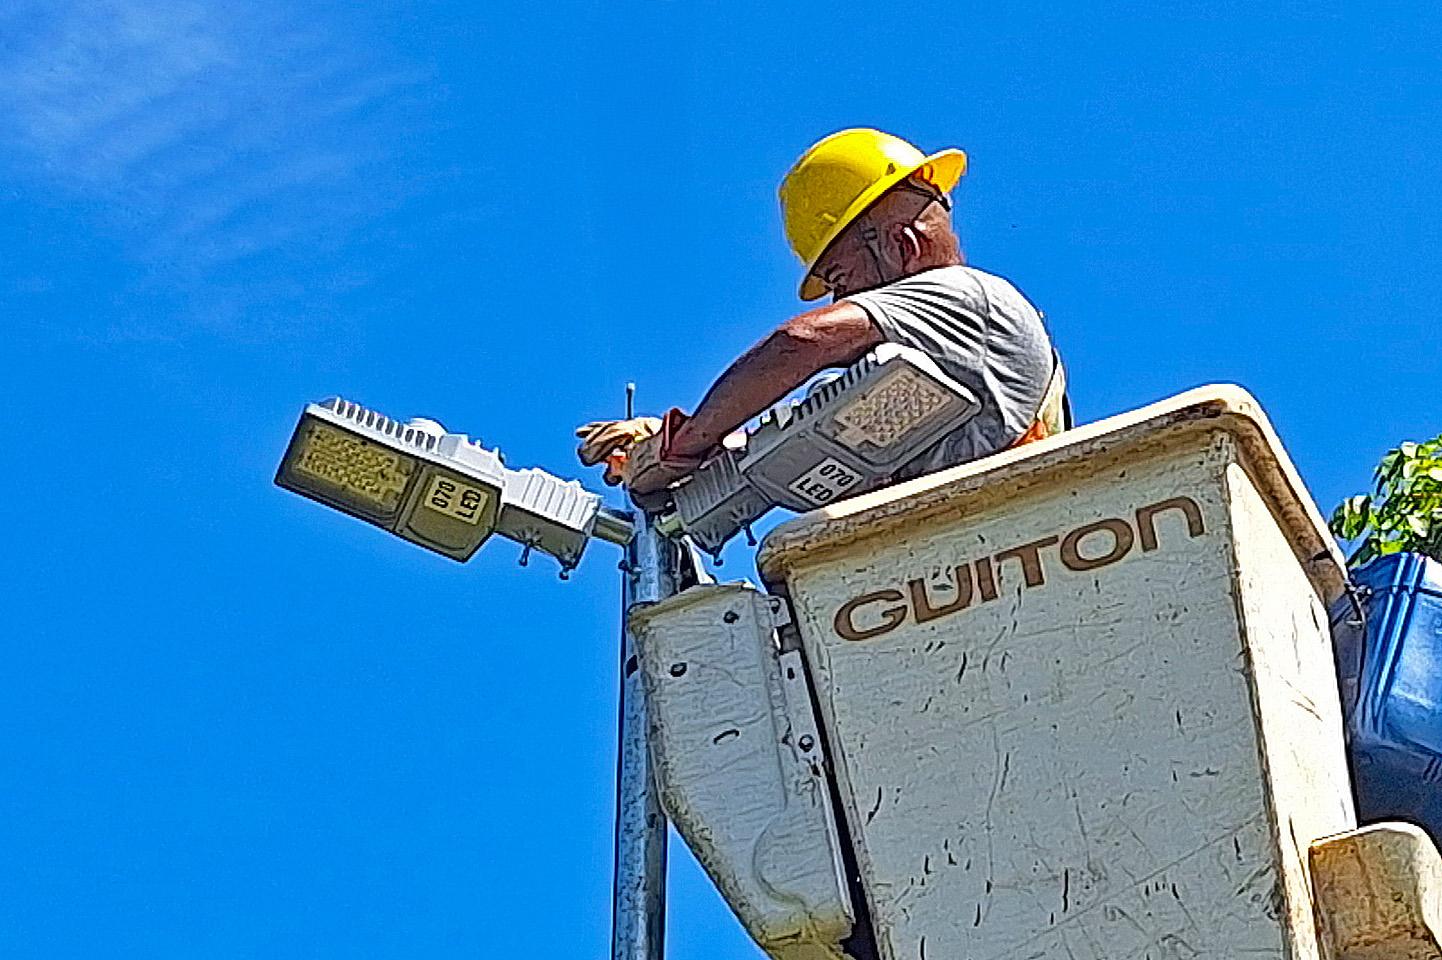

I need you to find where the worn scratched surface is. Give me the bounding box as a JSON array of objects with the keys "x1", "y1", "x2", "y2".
[
  {"x1": 768, "y1": 418, "x2": 1353, "y2": 960},
  {"x1": 1225, "y1": 458, "x2": 1355, "y2": 956},
  {"x1": 629, "y1": 585, "x2": 853, "y2": 959}
]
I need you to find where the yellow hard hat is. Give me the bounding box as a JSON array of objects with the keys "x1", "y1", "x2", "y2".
[{"x1": 779, "y1": 128, "x2": 967, "y2": 300}]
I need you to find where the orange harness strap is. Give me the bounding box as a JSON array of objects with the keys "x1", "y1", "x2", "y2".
[{"x1": 1011, "y1": 418, "x2": 1053, "y2": 448}]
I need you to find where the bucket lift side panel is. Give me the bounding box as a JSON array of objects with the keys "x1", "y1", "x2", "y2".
[{"x1": 762, "y1": 398, "x2": 1354, "y2": 960}]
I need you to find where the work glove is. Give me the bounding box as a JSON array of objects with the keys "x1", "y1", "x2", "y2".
[
  {"x1": 576, "y1": 416, "x2": 663, "y2": 485},
  {"x1": 576, "y1": 410, "x2": 704, "y2": 497}
]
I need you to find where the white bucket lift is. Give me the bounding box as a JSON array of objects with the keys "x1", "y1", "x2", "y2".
[{"x1": 633, "y1": 386, "x2": 1442, "y2": 959}]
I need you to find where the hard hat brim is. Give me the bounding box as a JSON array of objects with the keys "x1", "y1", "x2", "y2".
[{"x1": 798, "y1": 148, "x2": 968, "y2": 301}]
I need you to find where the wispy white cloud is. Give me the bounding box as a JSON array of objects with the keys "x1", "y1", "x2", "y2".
[{"x1": 0, "y1": 0, "x2": 436, "y2": 338}]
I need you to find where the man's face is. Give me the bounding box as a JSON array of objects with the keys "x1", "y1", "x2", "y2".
[{"x1": 809, "y1": 180, "x2": 945, "y2": 300}]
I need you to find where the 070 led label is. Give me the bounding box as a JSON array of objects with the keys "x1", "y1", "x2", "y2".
[
  {"x1": 422, "y1": 474, "x2": 492, "y2": 525},
  {"x1": 788, "y1": 458, "x2": 863, "y2": 506}
]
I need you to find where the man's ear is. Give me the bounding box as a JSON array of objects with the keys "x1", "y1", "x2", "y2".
[{"x1": 896, "y1": 223, "x2": 925, "y2": 266}]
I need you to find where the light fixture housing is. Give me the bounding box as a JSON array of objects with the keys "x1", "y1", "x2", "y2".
[
  {"x1": 670, "y1": 345, "x2": 981, "y2": 555},
  {"x1": 277, "y1": 398, "x2": 611, "y2": 568}
]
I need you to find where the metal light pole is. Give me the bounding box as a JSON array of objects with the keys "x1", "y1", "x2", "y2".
[
  {"x1": 611, "y1": 382, "x2": 680, "y2": 960},
  {"x1": 612, "y1": 513, "x2": 678, "y2": 960}
]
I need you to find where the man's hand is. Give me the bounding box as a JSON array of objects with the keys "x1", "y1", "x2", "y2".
[
  {"x1": 622, "y1": 430, "x2": 702, "y2": 496},
  {"x1": 576, "y1": 416, "x2": 663, "y2": 485}
]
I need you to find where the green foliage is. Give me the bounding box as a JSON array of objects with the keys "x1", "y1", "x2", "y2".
[{"x1": 1330, "y1": 436, "x2": 1442, "y2": 566}]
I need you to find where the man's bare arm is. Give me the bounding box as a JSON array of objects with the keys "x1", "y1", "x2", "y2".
[{"x1": 669, "y1": 301, "x2": 883, "y2": 459}]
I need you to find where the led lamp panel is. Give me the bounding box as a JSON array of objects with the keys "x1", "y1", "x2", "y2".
[
  {"x1": 826, "y1": 365, "x2": 959, "y2": 459},
  {"x1": 284, "y1": 416, "x2": 417, "y2": 523}
]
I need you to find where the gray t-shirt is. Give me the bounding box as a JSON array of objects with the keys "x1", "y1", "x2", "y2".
[{"x1": 844, "y1": 265, "x2": 1055, "y2": 478}]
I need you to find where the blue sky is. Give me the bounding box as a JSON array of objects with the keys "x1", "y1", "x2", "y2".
[{"x1": 3, "y1": 1, "x2": 1441, "y2": 957}]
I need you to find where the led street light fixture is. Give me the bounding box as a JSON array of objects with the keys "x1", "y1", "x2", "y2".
[
  {"x1": 670, "y1": 344, "x2": 980, "y2": 555},
  {"x1": 277, "y1": 397, "x2": 614, "y2": 569}
]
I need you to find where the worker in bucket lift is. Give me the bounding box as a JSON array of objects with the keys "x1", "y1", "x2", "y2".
[{"x1": 577, "y1": 128, "x2": 1068, "y2": 498}]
